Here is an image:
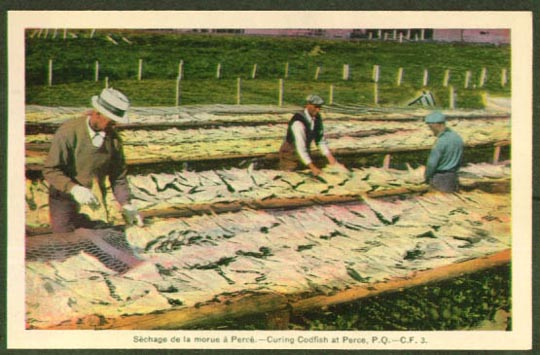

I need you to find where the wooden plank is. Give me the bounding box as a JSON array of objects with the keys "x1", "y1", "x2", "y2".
[
  {"x1": 291, "y1": 249, "x2": 511, "y2": 313},
  {"x1": 44, "y1": 292, "x2": 288, "y2": 330}
]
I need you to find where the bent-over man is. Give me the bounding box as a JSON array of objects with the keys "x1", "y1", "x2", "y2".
[
  {"x1": 43, "y1": 88, "x2": 143, "y2": 233},
  {"x1": 424, "y1": 111, "x2": 464, "y2": 193},
  {"x1": 279, "y1": 94, "x2": 343, "y2": 176}
]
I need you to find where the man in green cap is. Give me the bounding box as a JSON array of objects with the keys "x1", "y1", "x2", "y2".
[
  {"x1": 278, "y1": 94, "x2": 343, "y2": 176},
  {"x1": 424, "y1": 111, "x2": 464, "y2": 192}
]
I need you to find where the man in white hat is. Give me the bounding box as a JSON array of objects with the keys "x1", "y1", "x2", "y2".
[
  {"x1": 279, "y1": 94, "x2": 343, "y2": 176},
  {"x1": 43, "y1": 88, "x2": 143, "y2": 232},
  {"x1": 424, "y1": 111, "x2": 464, "y2": 192}
]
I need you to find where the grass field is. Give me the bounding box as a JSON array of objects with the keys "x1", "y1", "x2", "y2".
[{"x1": 26, "y1": 30, "x2": 510, "y2": 108}]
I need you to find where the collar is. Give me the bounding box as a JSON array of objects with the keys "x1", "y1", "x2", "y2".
[{"x1": 87, "y1": 116, "x2": 106, "y2": 139}]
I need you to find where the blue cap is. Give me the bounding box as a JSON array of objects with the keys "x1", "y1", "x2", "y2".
[{"x1": 425, "y1": 111, "x2": 446, "y2": 124}]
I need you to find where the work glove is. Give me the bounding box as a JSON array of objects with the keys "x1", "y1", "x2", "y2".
[
  {"x1": 70, "y1": 185, "x2": 100, "y2": 210},
  {"x1": 122, "y1": 203, "x2": 144, "y2": 227}
]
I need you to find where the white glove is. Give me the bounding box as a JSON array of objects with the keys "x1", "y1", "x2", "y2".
[
  {"x1": 122, "y1": 203, "x2": 144, "y2": 227},
  {"x1": 70, "y1": 185, "x2": 100, "y2": 210}
]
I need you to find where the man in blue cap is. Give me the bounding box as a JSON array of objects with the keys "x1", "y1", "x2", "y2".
[
  {"x1": 424, "y1": 111, "x2": 464, "y2": 192},
  {"x1": 279, "y1": 94, "x2": 343, "y2": 176}
]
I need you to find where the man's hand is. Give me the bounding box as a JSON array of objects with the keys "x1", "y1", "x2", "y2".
[
  {"x1": 122, "y1": 203, "x2": 144, "y2": 227},
  {"x1": 70, "y1": 185, "x2": 100, "y2": 210}
]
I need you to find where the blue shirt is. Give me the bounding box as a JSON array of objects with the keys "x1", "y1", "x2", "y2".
[{"x1": 425, "y1": 128, "x2": 464, "y2": 181}]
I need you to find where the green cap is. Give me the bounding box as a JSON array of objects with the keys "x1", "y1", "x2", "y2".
[{"x1": 425, "y1": 111, "x2": 446, "y2": 124}]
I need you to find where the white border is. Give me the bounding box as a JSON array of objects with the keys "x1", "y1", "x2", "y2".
[{"x1": 8, "y1": 10, "x2": 533, "y2": 350}]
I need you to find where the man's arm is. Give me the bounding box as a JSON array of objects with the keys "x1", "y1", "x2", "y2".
[
  {"x1": 42, "y1": 130, "x2": 77, "y2": 193},
  {"x1": 425, "y1": 142, "x2": 442, "y2": 182}
]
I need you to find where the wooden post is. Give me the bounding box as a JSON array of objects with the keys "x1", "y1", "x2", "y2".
[
  {"x1": 52, "y1": 29, "x2": 58, "y2": 39},
  {"x1": 178, "y1": 60, "x2": 184, "y2": 80},
  {"x1": 278, "y1": 79, "x2": 284, "y2": 107},
  {"x1": 420, "y1": 29, "x2": 425, "y2": 40},
  {"x1": 236, "y1": 77, "x2": 241, "y2": 105},
  {"x1": 384, "y1": 32, "x2": 389, "y2": 41},
  {"x1": 216, "y1": 63, "x2": 221, "y2": 79},
  {"x1": 373, "y1": 83, "x2": 379, "y2": 105},
  {"x1": 377, "y1": 30, "x2": 382, "y2": 39},
  {"x1": 423, "y1": 69, "x2": 429, "y2": 87},
  {"x1": 105, "y1": 76, "x2": 109, "y2": 89},
  {"x1": 501, "y1": 68, "x2": 507, "y2": 87},
  {"x1": 464, "y1": 71, "x2": 471, "y2": 88},
  {"x1": 479, "y1": 67, "x2": 487, "y2": 88},
  {"x1": 138, "y1": 59, "x2": 143, "y2": 81},
  {"x1": 392, "y1": 29, "x2": 397, "y2": 40},
  {"x1": 383, "y1": 154, "x2": 391, "y2": 169},
  {"x1": 415, "y1": 34, "x2": 419, "y2": 41},
  {"x1": 493, "y1": 145, "x2": 501, "y2": 164},
  {"x1": 329, "y1": 84, "x2": 334, "y2": 105},
  {"x1": 396, "y1": 67, "x2": 403, "y2": 86},
  {"x1": 47, "y1": 59, "x2": 53, "y2": 86},
  {"x1": 251, "y1": 64, "x2": 257, "y2": 79},
  {"x1": 372, "y1": 65, "x2": 380, "y2": 83},
  {"x1": 284, "y1": 62, "x2": 289, "y2": 79},
  {"x1": 43, "y1": 29, "x2": 49, "y2": 39},
  {"x1": 175, "y1": 75, "x2": 182, "y2": 107},
  {"x1": 314, "y1": 66, "x2": 320, "y2": 80},
  {"x1": 342, "y1": 64, "x2": 349, "y2": 80},
  {"x1": 443, "y1": 69, "x2": 450, "y2": 87},
  {"x1": 449, "y1": 85, "x2": 455, "y2": 109},
  {"x1": 94, "y1": 61, "x2": 99, "y2": 82},
  {"x1": 90, "y1": 29, "x2": 95, "y2": 38},
  {"x1": 368, "y1": 32, "x2": 373, "y2": 40}
]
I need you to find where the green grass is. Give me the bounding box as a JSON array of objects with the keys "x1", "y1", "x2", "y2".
[{"x1": 26, "y1": 30, "x2": 510, "y2": 108}]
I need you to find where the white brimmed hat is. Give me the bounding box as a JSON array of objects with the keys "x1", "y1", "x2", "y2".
[
  {"x1": 91, "y1": 88, "x2": 130, "y2": 124},
  {"x1": 305, "y1": 94, "x2": 324, "y2": 106}
]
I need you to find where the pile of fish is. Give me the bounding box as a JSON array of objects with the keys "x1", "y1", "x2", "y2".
[
  {"x1": 25, "y1": 189, "x2": 511, "y2": 329},
  {"x1": 25, "y1": 117, "x2": 509, "y2": 166},
  {"x1": 25, "y1": 162, "x2": 510, "y2": 229}
]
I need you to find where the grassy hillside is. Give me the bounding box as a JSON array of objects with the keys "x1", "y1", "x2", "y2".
[{"x1": 26, "y1": 30, "x2": 511, "y2": 107}]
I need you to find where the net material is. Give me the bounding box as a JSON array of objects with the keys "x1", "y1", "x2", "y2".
[{"x1": 26, "y1": 228, "x2": 142, "y2": 274}]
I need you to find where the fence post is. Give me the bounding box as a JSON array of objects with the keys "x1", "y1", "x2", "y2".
[
  {"x1": 392, "y1": 29, "x2": 397, "y2": 40},
  {"x1": 216, "y1": 63, "x2": 221, "y2": 79},
  {"x1": 343, "y1": 64, "x2": 349, "y2": 80},
  {"x1": 377, "y1": 30, "x2": 382, "y2": 39},
  {"x1": 372, "y1": 65, "x2": 380, "y2": 83},
  {"x1": 284, "y1": 62, "x2": 289, "y2": 79},
  {"x1": 396, "y1": 67, "x2": 403, "y2": 86},
  {"x1": 373, "y1": 83, "x2": 379, "y2": 106},
  {"x1": 501, "y1": 68, "x2": 507, "y2": 87},
  {"x1": 90, "y1": 29, "x2": 95, "y2": 38},
  {"x1": 105, "y1": 76, "x2": 109, "y2": 89},
  {"x1": 237, "y1": 77, "x2": 241, "y2": 105},
  {"x1": 449, "y1": 85, "x2": 455, "y2": 109},
  {"x1": 443, "y1": 69, "x2": 450, "y2": 87},
  {"x1": 423, "y1": 69, "x2": 429, "y2": 87},
  {"x1": 95, "y1": 61, "x2": 99, "y2": 82},
  {"x1": 329, "y1": 84, "x2": 334, "y2": 105},
  {"x1": 479, "y1": 67, "x2": 487, "y2": 88},
  {"x1": 384, "y1": 32, "x2": 389, "y2": 41},
  {"x1": 420, "y1": 29, "x2": 425, "y2": 40},
  {"x1": 48, "y1": 59, "x2": 53, "y2": 86},
  {"x1": 252, "y1": 64, "x2": 257, "y2": 79},
  {"x1": 464, "y1": 70, "x2": 471, "y2": 89},
  {"x1": 314, "y1": 66, "x2": 321, "y2": 80},
  {"x1": 368, "y1": 32, "x2": 373, "y2": 40},
  {"x1": 63, "y1": 29, "x2": 67, "y2": 40},
  {"x1": 176, "y1": 75, "x2": 182, "y2": 107},
  {"x1": 278, "y1": 79, "x2": 284, "y2": 106},
  {"x1": 178, "y1": 60, "x2": 184, "y2": 80},
  {"x1": 138, "y1": 59, "x2": 143, "y2": 81},
  {"x1": 406, "y1": 29, "x2": 411, "y2": 40}
]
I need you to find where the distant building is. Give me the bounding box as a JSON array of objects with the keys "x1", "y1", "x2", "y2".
[
  {"x1": 164, "y1": 28, "x2": 511, "y2": 45},
  {"x1": 432, "y1": 29, "x2": 510, "y2": 45}
]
